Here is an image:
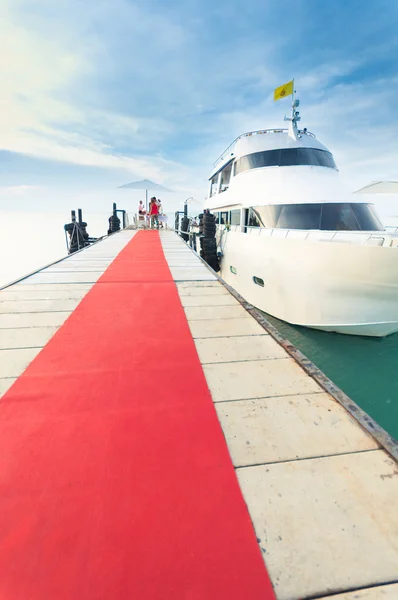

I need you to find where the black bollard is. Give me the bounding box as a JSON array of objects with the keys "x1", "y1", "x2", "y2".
[
  {"x1": 108, "y1": 202, "x2": 121, "y2": 235},
  {"x1": 64, "y1": 208, "x2": 90, "y2": 254}
]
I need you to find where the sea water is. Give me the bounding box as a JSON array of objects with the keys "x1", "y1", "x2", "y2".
[{"x1": 264, "y1": 313, "x2": 398, "y2": 441}]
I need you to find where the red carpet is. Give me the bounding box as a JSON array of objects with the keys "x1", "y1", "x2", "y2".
[{"x1": 0, "y1": 231, "x2": 275, "y2": 599}]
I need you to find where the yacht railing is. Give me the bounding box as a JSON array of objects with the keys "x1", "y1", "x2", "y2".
[
  {"x1": 213, "y1": 128, "x2": 316, "y2": 167},
  {"x1": 219, "y1": 225, "x2": 397, "y2": 247}
]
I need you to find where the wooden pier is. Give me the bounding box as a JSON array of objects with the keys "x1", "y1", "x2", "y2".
[{"x1": 0, "y1": 229, "x2": 397, "y2": 600}]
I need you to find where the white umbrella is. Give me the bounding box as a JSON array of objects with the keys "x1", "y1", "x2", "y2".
[
  {"x1": 354, "y1": 181, "x2": 398, "y2": 194},
  {"x1": 118, "y1": 179, "x2": 172, "y2": 210}
]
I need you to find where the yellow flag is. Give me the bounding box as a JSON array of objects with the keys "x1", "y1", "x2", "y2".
[{"x1": 274, "y1": 79, "x2": 294, "y2": 101}]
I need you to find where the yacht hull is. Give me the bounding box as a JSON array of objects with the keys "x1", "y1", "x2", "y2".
[{"x1": 217, "y1": 230, "x2": 398, "y2": 337}]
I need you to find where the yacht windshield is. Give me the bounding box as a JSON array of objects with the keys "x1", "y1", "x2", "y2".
[
  {"x1": 247, "y1": 203, "x2": 384, "y2": 231},
  {"x1": 236, "y1": 148, "x2": 336, "y2": 174}
]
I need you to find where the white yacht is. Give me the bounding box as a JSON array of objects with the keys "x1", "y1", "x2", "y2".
[{"x1": 204, "y1": 99, "x2": 398, "y2": 337}]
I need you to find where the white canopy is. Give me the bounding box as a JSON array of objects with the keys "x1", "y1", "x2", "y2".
[
  {"x1": 118, "y1": 178, "x2": 172, "y2": 192},
  {"x1": 354, "y1": 181, "x2": 398, "y2": 194}
]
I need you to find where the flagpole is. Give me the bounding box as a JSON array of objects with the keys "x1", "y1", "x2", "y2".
[
  {"x1": 287, "y1": 78, "x2": 298, "y2": 140},
  {"x1": 291, "y1": 78, "x2": 295, "y2": 120}
]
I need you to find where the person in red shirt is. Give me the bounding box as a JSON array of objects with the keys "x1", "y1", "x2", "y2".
[{"x1": 149, "y1": 197, "x2": 159, "y2": 229}]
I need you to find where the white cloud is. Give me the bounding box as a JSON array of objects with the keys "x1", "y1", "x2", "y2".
[
  {"x1": 1, "y1": 0, "x2": 397, "y2": 208},
  {"x1": 0, "y1": 185, "x2": 40, "y2": 195},
  {"x1": 0, "y1": 0, "x2": 193, "y2": 188}
]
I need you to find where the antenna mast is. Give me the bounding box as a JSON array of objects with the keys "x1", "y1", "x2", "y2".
[{"x1": 284, "y1": 80, "x2": 301, "y2": 139}]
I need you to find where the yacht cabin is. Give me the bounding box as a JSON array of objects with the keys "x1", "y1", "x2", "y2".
[{"x1": 205, "y1": 128, "x2": 384, "y2": 234}]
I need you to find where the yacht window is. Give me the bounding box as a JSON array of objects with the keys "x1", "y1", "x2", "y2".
[
  {"x1": 277, "y1": 204, "x2": 321, "y2": 229},
  {"x1": 238, "y1": 150, "x2": 280, "y2": 174},
  {"x1": 230, "y1": 209, "x2": 241, "y2": 226},
  {"x1": 236, "y1": 148, "x2": 337, "y2": 175},
  {"x1": 220, "y1": 211, "x2": 229, "y2": 225},
  {"x1": 247, "y1": 206, "x2": 285, "y2": 228},
  {"x1": 320, "y1": 203, "x2": 383, "y2": 231},
  {"x1": 253, "y1": 276, "x2": 264, "y2": 287},
  {"x1": 321, "y1": 203, "x2": 359, "y2": 231},
  {"x1": 220, "y1": 162, "x2": 233, "y2": 192},
  {"x1": 246, "y1": 203, "x2": 384, "y2": 231},
  {"x1": 210, "y1": 174, "x2": 219, "y2": 197},
  {"x1": 247, "y1": 208, "x2": 263, "y2": 228},
  {"x1": 278, "y1": 148, "x2": 336, "y2": 168},
  {"x1": 352, "y1": 203, "x2": 384, "y2": 231}
]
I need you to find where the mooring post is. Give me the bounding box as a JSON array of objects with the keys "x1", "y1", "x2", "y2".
[{"x1": 108, "y1": 203, "x2": 121, "y2": 235}]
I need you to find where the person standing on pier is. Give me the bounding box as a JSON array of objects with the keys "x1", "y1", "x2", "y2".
[
  {"x1": 157, "y1": 199, "x2": 164, "y2": 228},
  {"x1": 136, "y1": 200, "x2": 147, "y2": 228},
  {"x1": 149, "y1": 197, "x2": 159, "y2": 229}
]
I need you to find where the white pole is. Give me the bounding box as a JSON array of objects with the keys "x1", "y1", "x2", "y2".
[
  {"x1": 291, "y1": 78, "x2": 295, "y2": 120},
  {"x1": 287, "y1": 78, "x2": 298, "y2": 140}
]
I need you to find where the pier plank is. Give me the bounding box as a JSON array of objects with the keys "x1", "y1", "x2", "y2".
[
  {"x1": 0, "y1": 348, "x2": 43, "y2": 378},
  {"x1": 180, "y1": 293, "x2": 240, "y2": 306},
  {"x1": 0, "y1": 289, "x2": 89, "y2": 301},
  {"x1": 176, "y1": 281, "x2": 221, "y2": 288},
  {"x1": 237, "y1": 450, "x2": 398, "y2": 600},
  {"x1": 0, "y1": 298, "x2": 81, "y2": 313},
  {"x1": 177, "y1": 284, "x2": 229, "y2": 295},
  {"x1": 0, "y1": 311, "x2": 72, "y2": 328},
  {"x1": 8, "y1": 284, "x2": 92, "y2": 291},
  {"x1": 189, "y1": 316, "x2": 264, "y2": 337},
  {"x1": 215, "y1": 393, "x2": 379, "y2": 467},
  {"x1": 0, "y1": 326, "x2": 59, "y2": 350},
  {"x1": 195, "y1": 335, "x2": 290, "y2": 364},
  {"x1": 184, "y1": 304, "x2": 251, "y2": 320},
  {"x1": 20, "y1": 271, "x2": 103, "y2": 284},
  {"x1": 0, "y1": 378, "x2": 16, "y2": 399},
  {"x1": 203, "y1": 357, "x2": 322, "y2": 401},
  {"x1": 169, "y1": 267, "x2": 217, "y2": 281}
]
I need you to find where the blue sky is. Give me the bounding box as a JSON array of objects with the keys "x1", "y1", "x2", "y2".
[{"x1": 1, "y1": 0, "x2": 398, "y2": 213}]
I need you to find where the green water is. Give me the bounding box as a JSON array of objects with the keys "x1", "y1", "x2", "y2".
[{"x1": 263, "y1": 314, "x2": 398, "y2": 441}]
